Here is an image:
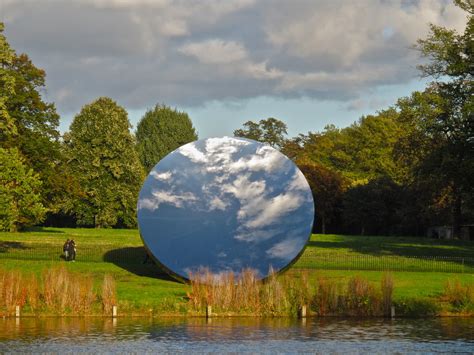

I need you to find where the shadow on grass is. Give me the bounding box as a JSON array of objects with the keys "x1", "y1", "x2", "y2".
[
  {"x1": 0, "y1": 241, "x2": 28, "y2": 253},
  {"x1": 24, "y1": 227, "x2": 65, "y2": 234},
  {"x1": 307, "y1": 235, "x2": 474, "y2": 267},
  {"x1": 103, "y1": 247, "x2": 178, "y2": 283}
]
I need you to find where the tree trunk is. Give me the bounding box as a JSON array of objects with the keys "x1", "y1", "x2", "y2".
[{"x1": 452, "y1": 187, "x2": 462, "y2": 239}]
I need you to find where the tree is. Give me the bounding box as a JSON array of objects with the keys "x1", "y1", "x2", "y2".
[
  {"x1": 0, "y1": 23, "x2": 16, "y2": 138},
  {"x1": 293, "y1": 109, "x2": 404, "y2": 184},
  {"x1": 234, "y1": 117, "x2": 288, "y2": 149},
  {"x1": 136, "y1": 105, "x2": 197, "y2": 173},
  {"x1": 400, "y1": 0, "x2": 474, "y2": 237},
  {"x1": 66, "y1": 97, "x2": 145, "y2": 228},
  {"x1": 342, "y1": 178, "x2": 402, "y2": 236},
  {"x1": 0, "y1": 23, "x2": 66, "y2": 214},
  {"x1": 298, "y1": 161, "x2": 348, "y2": 234},
  {"x1": 0, "y1": 148, "x2": 46, "y2": 231}
]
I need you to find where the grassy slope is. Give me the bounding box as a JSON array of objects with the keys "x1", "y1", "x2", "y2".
[{"x1": 1, "y1": 228, "x2": 473, "y2": 312}]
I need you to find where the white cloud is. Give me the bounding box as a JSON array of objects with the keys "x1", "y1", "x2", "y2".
[
  {"x1": 138, "y1": 189, "x2": 196, "y2": 211},
  {"x1": 150, "y1": 170, "x2": 172, "y2": 181},
  {"x1": 177, "y1": 142, "x2": 208, "y2": 163},
  {"x1": 266, "y1": 237, "x2": 304, "y2": 260},
  {"x1": 288, "y1": 170, "x2": 309, "y2": 191},
  {"x1": 229, "y1": 145, "x2": 287, "y2": 173},
  {"x1": 209, "y1": 196, "x2": 228, "y2": 211},
  {"x1": 244, "y1": 192, "x2": 302, "y2": 229},
  {"x1": 179, "y1": 39, "x2": 248, "y2": 64},
  {"x1": 234, "y1": 229, "x2": 279, "y2": 243},
  {"x1": 4, "y1": 0, "x2": 468, "y2": 112}
]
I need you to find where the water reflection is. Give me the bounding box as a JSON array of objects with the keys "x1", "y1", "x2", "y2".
[{"x1": 0, "y1": 317, "x2": 472, "y2": 352}]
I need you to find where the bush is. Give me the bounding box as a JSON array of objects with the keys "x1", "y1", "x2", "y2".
[
  {"x1": 395, "y1": 298, "x2": 439, "y2": 317},
  {"x1": 442, "y1": 280, "x2": 474, "y2": 310}
]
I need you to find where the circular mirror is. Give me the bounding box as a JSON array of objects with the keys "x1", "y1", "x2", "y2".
[{"x1": 137, "y1": 137, "x2": 314, "y2": 281}]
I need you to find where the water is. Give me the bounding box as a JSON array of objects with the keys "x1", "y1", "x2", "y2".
[{"x1": 0, "y1": 317, "x2": 473, "y2": 353}]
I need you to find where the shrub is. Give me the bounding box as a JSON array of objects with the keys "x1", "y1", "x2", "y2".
[{"x1": 442, "y1": 280, "x2": 474, "y2": 310}]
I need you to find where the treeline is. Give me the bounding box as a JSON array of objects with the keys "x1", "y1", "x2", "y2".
[{"x1": 0, "y1": 1, "x2": 472, "y2": 236}]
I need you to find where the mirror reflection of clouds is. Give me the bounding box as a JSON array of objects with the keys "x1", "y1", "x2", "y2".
[{"x1": 138, "y1": 137, "x2": 314, "y2": 280}]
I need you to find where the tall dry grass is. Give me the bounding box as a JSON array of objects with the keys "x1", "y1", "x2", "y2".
[
  {"x1": 0, "y1": 267, "x2": 116, "y2": 315},
  {"x1": 381, "y1": 272, "x2": 394, "y2": 316},
  {"x1": 188, "y1": 268, "x2": 319, "y2": 316},
  {"x1": 101, "y1": 274, "x2": 117, "y2": 313},
  {"x1": 442, "y1": 279, "x2": 474, "y2": 309},
  {"x1": 0, "y1": 270, "x2": 27, "y2": 315},
  {"x1": 187, "y1": 269, "x2": 396, "y2": 317}
]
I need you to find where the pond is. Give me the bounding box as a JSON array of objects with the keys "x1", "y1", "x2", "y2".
[{"x1": 0, "y1": 317, "x2": 472, "y2": 352}]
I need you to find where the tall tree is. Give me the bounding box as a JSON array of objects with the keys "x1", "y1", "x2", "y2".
[
  {"x1": 66, "y1": 97, "x2": 144, "y2": 228},
  {"x1": 234, "y1": 117, "x2": 288, "y2": 149},
  {"x1": 293, "y1": 109, "x2": 404, "y2": 184},
  {"x1": 399, "y1": 0, "x2": 474, "y2": 236},
  {"x1": 0, "y1": 148, "x2": 46, "y2": 232},
  {"x1": 0, "y1": 23, "x2": 16, "y2": 138},
  {"x1": 0, "y1": 23, "x2": 66, "y2": 214},
  {"x1": 136, "y1": 105, "x2": 197, "y2": 173}
]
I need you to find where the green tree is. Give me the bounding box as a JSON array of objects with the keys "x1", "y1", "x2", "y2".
[
  {"x1": 234, "y1": 117, "x2": 288, "y2": 149},
  {"x1": 0, "y1": 23, "x2": 66, "y2": 214},
  {"x1": 298, "y1": 161, "x2": 348, "y2": 234},
  {"x1": 0, "y1": 148, "x2": 46, "y2": 231},
  {"x1": 66, "y1": 97, "x2": 145, "y2": 228},
  {"x1": 294, "y1": 109, "x2": 404, "y2": 184},
  {"x1": 136, "y1": 105, "x2": 197, "y2": 173},
  {"x1": 398, "y1": 0, "x2": 474, "y2": 236},
  {"x1": 342, "y1": 178, "x2": 402, "y2": 236},
  {"x1": 0, "y1": 23, "x2": 16, "y2": 138}
]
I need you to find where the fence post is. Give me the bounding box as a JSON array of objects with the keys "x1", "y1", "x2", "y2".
[
  {"x1": 299, "y1": 305, "x2": 307, "y2": 318},
  {"x1": 112, "y1": 305, "x2": 117, "y2": 318},
  {"x1": 15, "y1": 305, "x2": 20, "y2": 318}
]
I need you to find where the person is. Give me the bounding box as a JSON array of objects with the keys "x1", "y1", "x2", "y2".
[
  {"x1": 63, "y1": 239, "x2": 70, "y2": 261},
  {"x1": 69, "y1": 239, "x2": 76, "y2": 262}
]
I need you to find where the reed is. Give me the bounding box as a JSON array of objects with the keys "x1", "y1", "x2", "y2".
[
  {"x1": 0, "y1": 267, "x2": 113, "y2": 315},
  {"x1": 381, "y1": 272, "x2": 394, "y2": 316},
  {"x1": 345, "y1": 276, "x2": 381, "y2": 316},
  {"x1": 101, "y1": 274, "x2": 117, "y2": 314},
  {"x1": 26, "y1": 274, "x2": 39, "y2": 312},
  {"x1": 312, "y1": 277, "x2": 340, "y2": 315},
  {"x1": 0, "y1": 270, "x2": 26, "y2": 315},
  {"x1": 442, "y1": 280, "x2": 474, "y2": 309}
]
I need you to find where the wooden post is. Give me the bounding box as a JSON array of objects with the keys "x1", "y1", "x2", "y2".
[
  {"x1": 299, "y1": 305, "x2": 307, "y2": 318},
  {"x1": 15, "y1": 305, "x2": 20, "y2": 318},
  {"x1": 206, "y1": 305, "x2": 212, "y2": 318},
  {"x1": 391, "y1": 306, "x2": 395, "y2": 318},
  {"x1": 112, "y1": 305, "x2": 117, "y2": 318}
]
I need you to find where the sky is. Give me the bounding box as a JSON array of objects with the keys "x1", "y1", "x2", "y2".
[
  {"x1": 1, "y1": 0, "x2": 469, "y2": 138},
  {"x1": 137, "y1": 137, "x2": 314, "y2": 279}
]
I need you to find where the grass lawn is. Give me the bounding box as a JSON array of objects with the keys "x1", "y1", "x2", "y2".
[{"x1": 1, "y1": 228, "x2": 473, "y2": 314}]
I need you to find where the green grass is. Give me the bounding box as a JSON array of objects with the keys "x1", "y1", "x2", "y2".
[{"x1": 1, "y1": 228, "x2": 473, "y2": 314}]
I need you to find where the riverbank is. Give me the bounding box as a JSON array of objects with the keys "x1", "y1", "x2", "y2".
[{"x1": 0, "y1": 228, "x2": 473, "y2": 317}]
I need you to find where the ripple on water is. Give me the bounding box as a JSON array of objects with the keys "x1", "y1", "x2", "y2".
[{"x1": 0, "y1": 317, "x2": 473, "y2": 353}]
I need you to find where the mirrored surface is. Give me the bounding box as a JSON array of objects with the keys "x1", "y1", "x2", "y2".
[{"x1": 137, "y1": 137, "x2": 314, "y2": 280}]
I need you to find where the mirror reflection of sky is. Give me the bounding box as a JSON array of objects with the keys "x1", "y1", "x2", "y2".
[{"x1": 137, "y1": 137, "x2": 314, "y2": 280}]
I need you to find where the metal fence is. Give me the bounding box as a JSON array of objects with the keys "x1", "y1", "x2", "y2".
[
  {"x1": 293, "y1": 253, "x2": 474, "y2": 274},
  {"x1": 0, "y1": 244, "x2": 473, "y2": 274}
]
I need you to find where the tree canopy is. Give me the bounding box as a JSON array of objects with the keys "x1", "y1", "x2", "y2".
[
  {"x1": 234, "y1": 118, "x2": 288, "y2": 149},
  {"x1": 0, "y1": 148, "x2": 46, "y2": 231},
  {"x1": 136, "y1": 105, "x2": 198, "y2": 173},
  {"x1": 66, "y1": 97, "x2": 144, "y2": 228}
]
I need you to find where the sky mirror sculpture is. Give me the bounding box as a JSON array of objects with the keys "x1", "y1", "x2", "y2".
[{"x1": 137, "y1": 137, "x2": 314, "y2": 281}]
